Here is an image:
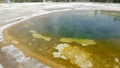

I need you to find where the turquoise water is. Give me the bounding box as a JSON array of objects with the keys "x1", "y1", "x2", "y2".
[
  {"x1": 31, "y1": 10, "x2": 120, "y2": 39},
  {"x1": 7, "y1": 10, "x2": 120, "y2": 68}
]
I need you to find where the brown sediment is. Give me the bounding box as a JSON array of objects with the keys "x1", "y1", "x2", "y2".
[
  {"x1": 2, "y1": 10, "x2": 120, "y2": 68},
  {"x1": 3, "y1": 19, "x2": 120, "y2": 68},
  {"x1": 3, "y1": 25, "x2": 66, "y2": 68}
]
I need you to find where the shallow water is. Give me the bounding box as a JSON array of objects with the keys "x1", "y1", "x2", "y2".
[{"x1": 6, "y1": 10, "x2": 120, "y2": 68}]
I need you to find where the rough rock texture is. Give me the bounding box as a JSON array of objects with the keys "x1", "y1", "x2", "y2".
[
  {"x1": 53, "y1": 44, "x2": 93, "y2": 68},
  {"x1": 0, "y1": 64, "x2": 3, "y2": 68},
  {"x1": 1, "y1": 45, "x2": 50, "y2": 68}
]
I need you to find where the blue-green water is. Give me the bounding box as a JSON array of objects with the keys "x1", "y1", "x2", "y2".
[
  {"x1": 32, "y1": 10, "x2": 120, "y2": 39},
  {"x1": 6, "y1": 10, "x2": 120, "y2": 68}
]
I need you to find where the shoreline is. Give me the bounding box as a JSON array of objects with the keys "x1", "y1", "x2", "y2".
[
  {"x1": 3, "y1": 29, "x2": 64, "y2": 68},
  {"x1": 0, "y1": 2, "x2": 120, "y2": 68},
  {"x1": 2, "y1": 10, "x2": 69, "y2": 68},
  {"x1": 3, "y1": 9, "x2": 71, "y2": 68},
  {"x1": 0, "y1": 9, "x2": 71, "y2": 41}
]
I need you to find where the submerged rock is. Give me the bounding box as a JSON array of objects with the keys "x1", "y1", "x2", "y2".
[
  {"x1": 54, "y1": 44, "x2": 70, "y2": 52},
  {"x1": 52, "y1": 44, "x2": 69, "y2": 59},
  {"x1": 1, "y1": 45, "x2": 50, "y2": 68},
  {"x1": 59, "y1": 38, "x2": 96, "y2": 46},
  {"x1": 115, "y1": 58, "x2": 120, "y2": 63},
  {"x1": 29, "y1": 30, "x2": 51, "y2": 41},
  {"x1": 52, "y1": 52, "x2": 62, "y2": 58},
  {"x1": 52, "y1": 43, "x2": 93, "y2": 68},
  {"x1": 114, "y1": 58, "x2": 120, "y2": 66}
]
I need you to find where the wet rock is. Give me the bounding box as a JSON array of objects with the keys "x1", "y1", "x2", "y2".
[
  {"x1": 0, "y1": 64, "x2": 3, "y2": 68},
  {"x1": 59, "y1": 38, "x2": 96, "y2": 46},
  {"x1": 1, "y1": 45, "x2": 50, "y2": 68},
  {"x1": 53, "y1": 43, "x2": 93, "y2": 68},
  {"x1": 1, "y1": 45, "x2": 25, "y2": 63},
  {"x1": 115, "y1": 58, "x2": 120, "y2": 63},
  {"x1": 114, "y1": 58, "x2": 120, "y2": 66},
  {"x1": 29, "y1": 30, "x2": 51, "y2": 41}
]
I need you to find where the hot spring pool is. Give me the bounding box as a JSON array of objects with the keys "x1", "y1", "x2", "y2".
[{"x1": 6, "y1": 10, "x2": 120, "y2": 68}]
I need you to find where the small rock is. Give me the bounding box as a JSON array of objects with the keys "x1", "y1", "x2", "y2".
[{"x1": 115, "y1": 58, "x2": 120, "y2": 63}]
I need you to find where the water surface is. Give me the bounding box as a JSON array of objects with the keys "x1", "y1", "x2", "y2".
[{"x1": 6, "y1": 10, "x2": 120, "y2": 68}]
